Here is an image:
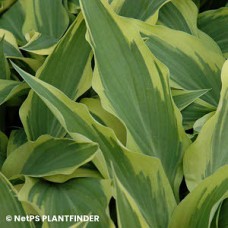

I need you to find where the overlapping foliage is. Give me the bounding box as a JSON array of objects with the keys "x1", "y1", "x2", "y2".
[{"x1": 0, "y1": 0, "x2": 227, "y2": 227}]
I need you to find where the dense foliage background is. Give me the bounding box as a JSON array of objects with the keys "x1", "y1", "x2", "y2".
[{"x1": 0, "y1": 0, "x2": 227, "y2": 227}]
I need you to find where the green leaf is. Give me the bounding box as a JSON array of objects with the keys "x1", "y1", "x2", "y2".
[
  {"x1": 63, "y1": 0, "x2": 80, "y2": 14},
  {"x1": 12, "y1": 61, "x2": 177, "y2": 228},
  {"x1": 210, "y1": 200, "x2": 223, "y2": 228},
  {"x1": 81, "y1": 0, "x2": 189, "y2": 194},
  {"x1": 7, "y1": 129, "x2": 27, "y2": 156},
  {"x1": 181, "y1": 99, "x2": 215, "y2": 130},
  {"x1": 172, "y1": 89, "x2": 210, "y2": 111},
  {"x1": 0, "y1": 37, "x2": 10, "y2": 79},
  {"x1": 0, "y1": 0, "x2": 26, "y2": 45},
  {"x1": 218, "y1": 199, "x2": 228, "y2": 227},
  {"x1": 169, "y1": 165, "x2": 228, "y2": 228},
  {"x1": 0, "y1": 0, "x2": 16, "y2": 14},
  {"x1": 0, "y1": 79, "x2": 29, "y2": 105},
  {"x1": 184, "y1": 60, "x2": 228, "y2": 190},
  {"x1": 44, "y1": 167, "x2": 102, "y2": 183},
  {"x1": 112, "y1": 151, "x2": 176, "y2": 227},
  {"x1": 158, "y1": 0, "x2": 198, "y2": 35},
  {"x1": 110, "y1": 0, "x2": 169, "y2": 24},
  {"x1": 21, "y1": 33, "x2": 57, "y2": 55},
  {"x1": 81, "y1": 98, "x2": 127, "y2": 145},
  {"x1": 19, "y1": 13, "x2": 92, "y2": 140},
  {"x1": 2, "y1": 135, "x2": 98, "y2": 181},
  {"x1": 18, "y1": 177, "x2": 114, "y2": 228},
  {"x1": 171, "y1": 89, "x2": 215, "y2": 130},
  {"x1": 0, "y1": 29, "x2": 22, "y2": 57},
  {"x1": 0, "y1": 172, "x2": 32, "y2": 228},
  {"x1": 193, "y1": 111, "x2": 215, "y2": 133},
  {"x1": 21, "y1": 0, "x2": 69, "y2": 54},
  {"x1": 8, "y1": 56, "x2": 44, "y2": 75},
  {"x1": 143, "y1": 25, "x2": 225, "y2": 106},
  {"x1": 198, "y1": 7, "x2": 228, "y2": 58}
]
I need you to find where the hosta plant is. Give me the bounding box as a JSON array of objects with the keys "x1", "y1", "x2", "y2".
[{"x1": 0, "y1": 0, "x2": 227, "y2": 227}]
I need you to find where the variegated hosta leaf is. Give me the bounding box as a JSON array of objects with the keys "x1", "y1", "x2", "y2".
[
  {"x1": 0, "y1": 29, "x2": 22, "y2": 57},
  {"x1": 210, "y1": 201, "x2": 223, "y2": 228},
  {"x1": 112, "y1": 152, "x2": 176, "y2": 227},
  {"x1": 157, "y1": 0, "x2": 198, "y2": 35},
  {"x1": 169, "y1": 166, "x2": 228, "y2": 228},
  {"x1": 0, "y1": 0, "x2": 26, "y2": 45},
  {"x1": 172, "y1": 89, "x2": 210, "y2": 111},
  {"x1": 198, "y1": 7, "x2": 228, "y2": 58},
  {"x1": 142, "y1": 25, "x2": 225, "y2": 107},
  {"x1": 18, "y1": 177, "x2": 114, "y2": 228},
  {"x1": 0, "y1": 0, "x2": 16, "y2": 14},
  {"x1": 181, "y1": 99, "x2": 215, "y2": 130},
  {"x1": 0, "y1": 79, "x2": 29, "y2": 105},
  {"x1": 63, "y1": 0, "x2": 80, "y2": 14},
  {"x1": 12, "y1": 63, "x2": 177, "y2": 227},
  {"x1": 171, "y1": 88, "x2": 214, "y2": 129},
  {"x1": 44, "y1": 166, "x2": 102, "y2": 183},
  {"x1": 7, "y1": 129, "x2": 27, "y2": 156},
  {"x1": 0, "y1": 37, "x2": 10, "y2": 79},
  {"x1": 81, "y1": 98, "x2": 127, "y2": 145},
  {"x1": 158, "y1": 0, "x2": 222, "y2": 53},
  {"x1": 8, "y1": 56, "x2": 44, "y2": 75},
  {"x1": 81, "y1": 0, "x2": 189, "y2": 194},
  {"x1": 0, "y1": 172, "x2": 33, "y2": 228},
  {"x1": 2, "y1": 135, "x2": 98, "y2": 182},
  {"x1": 20, "y1": 13, "x2": 92, "y2": 140},
  {"x1": 64, "y1": 0, "x2": 170, "y2": 23},
  {"x1": 184, "y1": 60, "x2": 228, "y2": 190},
  {"x1": 110, "y1": 0, "x2": 169, "y2": 24},
  {"x1": 193, "y1": 111, "x2": 215, "y2": 133},
  {"x1": 217, "y1": 199, "x2": 228, "y2": 227},
  {"x1": 21, "y1": 0, "x2": 69, "y2": 55},
  {"x1": 21, "y1": 33, "x2": 57, "y2": 56}
]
